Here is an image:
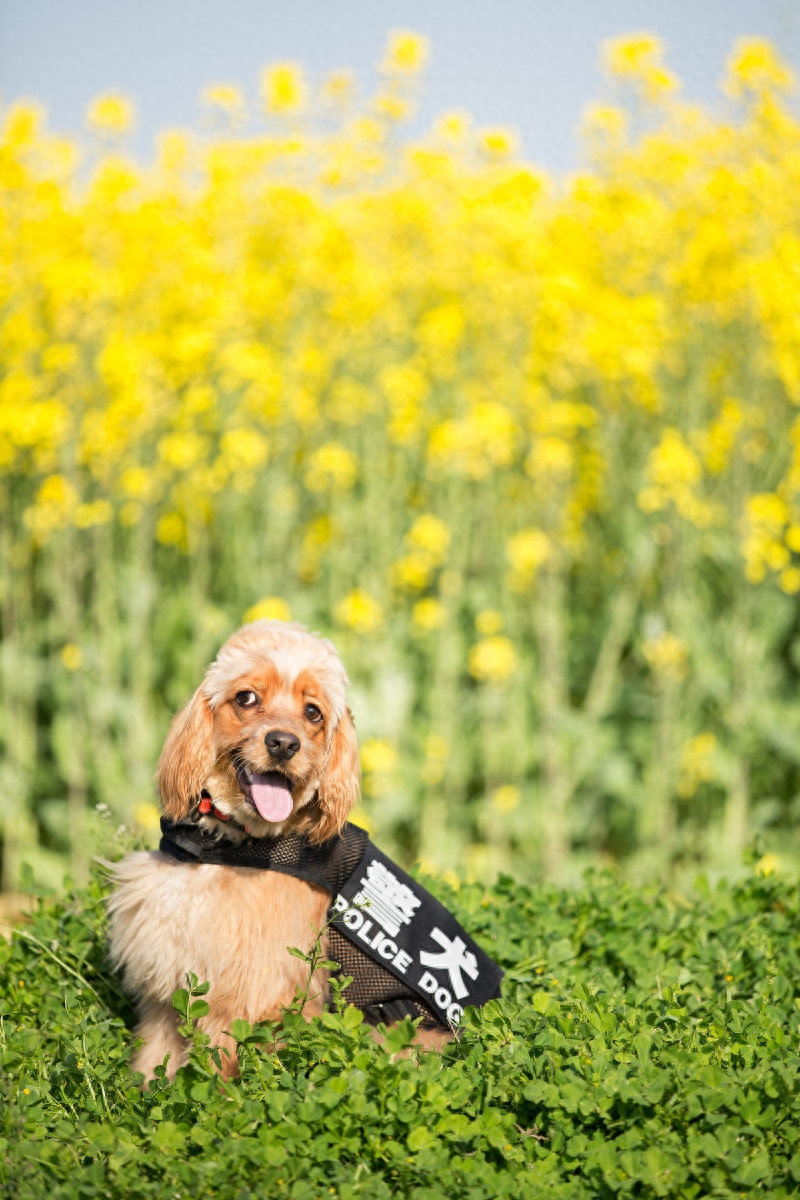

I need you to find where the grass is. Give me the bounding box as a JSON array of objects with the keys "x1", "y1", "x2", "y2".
[{"x1": 1, "y1": 861, "x2": 799, "y2": 1197}]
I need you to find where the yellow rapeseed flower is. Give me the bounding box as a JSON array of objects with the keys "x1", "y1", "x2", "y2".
[
  {"x1": 244, "y1": 597, "x2": 292, "y2": 623},
  {"x1": 24, "y1": 475, "x2": 77, "y2": 541},
  {"x1": 604, "y1": 33, "x2": 663, "y2": 78},
  {"x1": 381, "y1": 362, "x2": 429, "y2": 445},
  {"x1": 779, "y1": 566, "x2": 800, "y2": 595},
  {"x1": 492, "y1": 785, "x2": 521, "y2": 814},
  {"x1": 582, "y1": 104, "x2": 628, "y2": 146},
  {"x1": 382, "y1": 31, "x2": 429, "y2": 75},
  {"x1": 391, "y1": 517, "x2": 450, "y2": 590},
  {"x1": 134, "y1": 802, "x2": 162, "y2": 831},
  {"x1": 298, "y1": 517, "x2": 333, "y2": 583},
  {"x1": 428, "y1": 404, "x2": 515, "y2": 480},
  {"x1": 201, "y1": 84, "x2": 246, "y2": 121},
  {"x1": 755, "y1": 852, "x2": 781, "y2": 877},
  {"x1": 411, "y1": 597, "x2": 445, "y2": 632},
  {"x1": 642, "y1": 632, "x2": 689, "y2": 680},
  {"x1": 158, "y1": 432, "x2": 207, "y2": 472},
  {"x1": 219, "y1": 429, "x2": 269, "y2": 471},
  {"x1": 678, "y1": 733, "x2": 717, "y2": 798},
  {"x1": 425, "y1": 735, "x2": 449, "y2": 760},
  {"x1": 468, "y1": 636, "x2": 517, "y2": 684},
  {"x1": 435, "y1": 110, "x2": 469, "y2": 142},
  {"x1": 361, "y1": 738, "x2": 397, "y2": 797},
  {"x1": 639, "y1": 430, "x2": 715, "y2": 528},
  {"x1": 375, "y1": 92, "x2": 411, "y2": 123},
  {"x1": 421, "y1": 732, "x2": 448, "y2": 784},
  {"x1": 74, "y1": 500, "x2": 113, "y2": 529},
  {"x1": 392, "y1": 553, "x2": 432, "y2": 591},
  {"x1": 361, "y1": 738, "x2": 398, "y2": 775},
  {"x1": 60, "y1": 644, "x2": 83, "y2": 672},
  {"x1": 156, "y1": 513, "x2": 188, "y2": 550},
  {"x1": 480, "y1": 127, "x2": 518, "y2": 159},
  {"x1": 475, "y1": 609, "x2": 503, "y2": 635},
  {"x1": 334, "y1": 589, "x2": 382, "y2": 634},
  {"x1": 507, "y1": 529, "x2": 551, "y2": 590},
  {"x1": 526, "y1": 437, "x2": 573, "y2": 485},
  {"x1": 304, "y1": 443, "x2": 358, "y2": 492},
  {"x1": 86, "y1": 93, "x2": 135, "y2": 135},
  {"x1": 321, "y1": 70, "x2": 355, "y2": 108},
  {"x1": 741, "y1": 493, "x2": 790, "y2": 583},
  {"x1": 725, "y1": 38, "x2": 795, "y2": 98},
  {"x1": 3, "y1": 103, "x2": 43, "y2": 147},
  {"x1": 120, "y1": 467, "x2": 155, "y2": 502},
  {"x1": 261, "y1": 63, "x2": 306, "y2": 114},
  {"x1": 603, "y1": 33, "x2": 677, "y2": 103},
  {"x1": 406, "y1": 514, "x2": 450, "y2": 563}
]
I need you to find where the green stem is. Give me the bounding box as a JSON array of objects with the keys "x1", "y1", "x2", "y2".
[
  {"x1": 535, "y1": 558, "x2": 571, "y2": 882},
  {"x1": 722, "y1": 586, "x2": 752, "y2": 863},
  {"x1": 0, "y1": 512, "x2": 37, "y2": 891}
]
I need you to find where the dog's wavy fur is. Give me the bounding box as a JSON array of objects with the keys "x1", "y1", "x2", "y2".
[{"x1": 106, "y1": 620, "x2": 361, "y2": 1082}]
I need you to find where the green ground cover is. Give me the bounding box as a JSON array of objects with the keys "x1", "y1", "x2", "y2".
[{"x1": 1, "y1": 864, "x2": 799, "y2": 1198}]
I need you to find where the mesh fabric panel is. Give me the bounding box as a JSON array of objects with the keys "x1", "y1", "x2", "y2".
[{"x1": 327, "y1": 926, "x2": 441, "y2": 1028}]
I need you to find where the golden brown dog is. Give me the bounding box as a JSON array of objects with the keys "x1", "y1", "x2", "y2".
[{"x1": 107, "y1": 620, "x2": 361, "y2": 1081}]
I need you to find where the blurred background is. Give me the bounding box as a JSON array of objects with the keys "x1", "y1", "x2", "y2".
[{"x1": 2, "y1": 1, "x2": 800, "y2": 891}]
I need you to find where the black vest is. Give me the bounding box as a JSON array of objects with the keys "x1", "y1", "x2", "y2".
[{"x1": 160, "y1": 818, "x2": 503, "y2": 1031}]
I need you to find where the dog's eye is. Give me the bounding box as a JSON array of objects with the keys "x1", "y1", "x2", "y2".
[
  {"x1": 235, "y1": 691, "x2": 259, "y2": 708},
  {"x1": 304, "y1": 703, "x2": 323, "y2": 723}
]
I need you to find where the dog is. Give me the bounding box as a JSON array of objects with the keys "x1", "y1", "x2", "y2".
[{"x1": 107, "y1": 619, "x2": 363, "y2": 1081}]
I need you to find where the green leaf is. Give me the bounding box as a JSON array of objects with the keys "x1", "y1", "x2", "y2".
[
  {"x1": 407, "y1": 1125, "x2": 437, "y2": 1152},
  {"x1": 342, "y1": 1005, "x2": 364, "y2": 1030},
  {"x1": 789, "y1": 1151, "x2": 800, "y2": 1182},
  {"x1": 547, "y1": 938, "x2": 575, "y2": 965},
  {"x1": 436, "y1": 1113, "x2": 473, "y2": 1141},
  {"x1": 632, "y1": 1032, "x2": 651, "y2": 1061},
  {"x1": 380, "y1": 1017, "x2": 417, "y2": 1054},
  {"x1": 171, "y1": 988, "x2": 189, "y2": 1016},
  {"x1": 260, "y1": 1142, "x2": 287, "y2": 1166},
  {"x1": 84, "y1": 1123, "x2": 116, "y2": 1152},
  {"x1": 152, "y1": 1121, "x2": 187, "y2": 1153},
  {"x1": 733, "y1": 1152, "x2": 771, "y2": 1185}
]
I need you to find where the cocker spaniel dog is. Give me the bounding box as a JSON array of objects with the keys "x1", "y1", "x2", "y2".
[{"x1": 107, "y1": 620, "x2": 361, "y2": 1081}]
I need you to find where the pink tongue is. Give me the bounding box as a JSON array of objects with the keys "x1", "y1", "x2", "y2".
[{"x1": 250, "y1": 775, "x2": 294, "y2": 823}]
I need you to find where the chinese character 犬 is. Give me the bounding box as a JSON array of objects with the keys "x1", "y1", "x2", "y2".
[{"x1": 419, "y1": 927, "x2": 479, "y2": 1000}]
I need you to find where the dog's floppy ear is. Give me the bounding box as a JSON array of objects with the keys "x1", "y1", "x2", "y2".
[
  {"x1": 313, "y1": 707, "x2": 361, "y2": 843},
  {"x1": 156, "y1": 686, "x2": 216, "y2": 822}
]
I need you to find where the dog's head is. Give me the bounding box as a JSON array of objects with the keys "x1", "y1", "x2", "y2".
[{"x1": 156, "y1": 620, "x2": 360, "y2": 842}]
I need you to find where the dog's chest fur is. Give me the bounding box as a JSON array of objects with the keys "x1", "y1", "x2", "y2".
[{"x1": 107, "y1": 851, "x2": 331, "y2": 1024}]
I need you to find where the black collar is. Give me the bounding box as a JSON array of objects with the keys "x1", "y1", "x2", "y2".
[{"x1": 159, "y1": 815, "x2": 369, "y2": 896}]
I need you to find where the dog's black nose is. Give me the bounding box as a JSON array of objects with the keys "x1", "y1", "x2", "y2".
[{"x1": 265, "y1": 730, "x2": 301, "y2": 760}]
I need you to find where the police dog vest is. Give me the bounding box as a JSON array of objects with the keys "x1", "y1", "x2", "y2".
[{"x1": 159, "y1": 817, "x2": 503, "y2": 1031}]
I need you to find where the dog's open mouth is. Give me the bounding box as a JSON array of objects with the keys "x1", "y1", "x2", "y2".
[{"x1": 236, "y1": 766, "x2": 294, "y2": 823}]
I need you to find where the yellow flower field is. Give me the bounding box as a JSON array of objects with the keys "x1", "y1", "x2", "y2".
[{"x1": 2, "y1": 33, "x2": 800, "y2": 888}]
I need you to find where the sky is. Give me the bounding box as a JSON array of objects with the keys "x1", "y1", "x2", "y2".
[{"x1": 2, "y1": 0, "x2": 799, "y2": 173}]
